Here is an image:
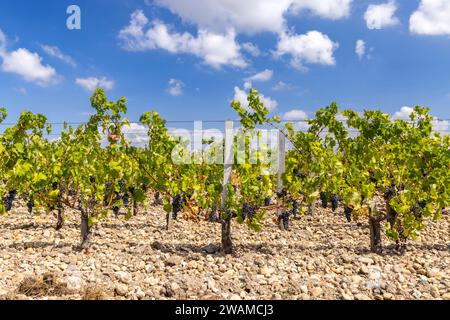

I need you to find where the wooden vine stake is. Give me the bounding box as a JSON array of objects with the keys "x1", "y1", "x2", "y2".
[
  {"x1": 277, "y1": 131, "x2": 286, "y2": 230},
  {"x1": 221, "y1": 120, "x2": 234, "y2": 254}
]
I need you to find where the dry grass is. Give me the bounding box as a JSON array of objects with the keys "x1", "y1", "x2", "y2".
[
  {"x1": 17, "y1": 273, "x2": 71, "y2": 298},
  {"x1": 81, "y1": 285, "x2": 110, "y2": 300}
]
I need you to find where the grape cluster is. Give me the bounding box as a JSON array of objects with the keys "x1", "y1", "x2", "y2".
[
  {"x1": 417, "y1": 200, "x2": 427, "y2": 209},
  {"x1": 276, "y1": 188, "x2": 287, "y2": 199},
  {"x1": 241, "y1": 202, "x2": 256, "y2": 221},
  {"x1": 293, "y1": 169, "x2": 306, "y2": 179},
  {"x1": 68, "y1": 189, "x2": 77, "y2": 197},
  {"x1": 330, "y1": 195, "x2": 339, "y2": 212},
  {"x1": 280, "y1": 211, "x2": 290, "y2": 230},
  {"x1": 3, "y1": 190, "x2": 17, "y2": 212},
  {"x1": 384, "y1": 185, "x2": 396, "y2": 200},
  {"x1": 344, "y1": 206, "x2": 352, "y2": 222},
  {"x1": 122, "y1": 193, "x2": 130, "y2": 207},
  {"x1": 264, "y1": 196, "x2": 271, "y2": 206},
  {"x1": 411, "y1": 200, "x2": 427, "y2": 219},
  {"x1": 118, "y1": 178, "x2": 126, "y2": 193},
  {"x1": 320, "y1": 191, "x2": 328, "y2": 208},
  {"x1": 172, "y1": 194, "x2": 184, "y2": 220}
]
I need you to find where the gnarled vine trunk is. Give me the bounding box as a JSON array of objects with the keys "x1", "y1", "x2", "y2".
[
  {"x1": 132, "y1": 199, "x2": 138, "y2": 216},
  {"x1": 166, "y1": 211, "x2": 173, "y2": 230},
  {"x1": 369, "y1": 215, "x2": 383, "y2": 254},
  {"x1": 56, "y1": 207, "x2": 64, "y2": 230},
  {"x1": 80, "y1": 207, "x2": 91, "y2": 249},
  {"x1": 221, "y1": 215, "x2": 233, "y2": 254}
]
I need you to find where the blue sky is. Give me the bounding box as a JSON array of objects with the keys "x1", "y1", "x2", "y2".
[{"x1": 0, "y1": 0, "x2": 450, "y2": 131}]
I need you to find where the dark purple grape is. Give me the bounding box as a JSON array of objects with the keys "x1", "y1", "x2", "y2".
[
  {"x1": 27, "y1": 198, "x2": 35, "y2": 214},
  {"x1": 264, "y1": 196, "x2": 271, "y2": 206},
  {"x1": 122, "y1": 193, "x2": 130, "y2": 207},
  {"x1": 280, "y1": 211, "x2": 290, "y2": 230},
  {"x1": 277, "y1": 188, "x2": 287, "y2": 199},
  {"x1": 172, "y1": 194, "x2": 183, "y2": 220},
  {"x1": 344, "y1": 206, "x2": 352, "y2": 222},
  {"x1": 331, "y1": 195, "x2": 339, "y2": 212}
]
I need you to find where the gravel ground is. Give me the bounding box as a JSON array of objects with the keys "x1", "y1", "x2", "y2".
[{"x1": 0, "y1": 203, "x2": 449, "y2": 300}]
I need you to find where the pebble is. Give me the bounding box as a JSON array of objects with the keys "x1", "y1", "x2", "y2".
[
  {"x1": 0, "y1": 204, "x2": 448, "y2": 300},
  {"x1": 115, "y1": 284, "x2": 129, "y2": 297},
  {"x1": 116, "y1": 271, "x2": 132, "y2": 284},
  {"x1": 310, "y1": 287, "x2": 323, "y2": 298}
]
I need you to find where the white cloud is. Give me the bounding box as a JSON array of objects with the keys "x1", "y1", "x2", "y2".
[
  {"x1": 276, "y1": 31, "x2": 338, "y2": 70},
  {"x1": 155, "y1": 0, "x2": 352, "y2": 35},
  {"x1": 123, "y1": 123, "x2": 149, "y2": 146},
  {"x1": 356, "y1": 39, "x2": 366, "y2": 59},
  {"x1": 40, "y1": 45, "x2": 76, "y2": 67},
  {"x1": 282, "y1": 109, "x2": 308, "y2": 120},
  {"x1": 243, "y1": 81, "x2": 252, "y2": 90},
  {"x1": 272, "y1": 81, "x2": 294, "y2": 91},
  {"x1": 244, "y1": 69, "x2": 273, "y2": 82},
  {"x1": 393, "y1": 106, "x2": 449, "y2": 133},
  {"x1": 0, "y1": 29, "x2": 58, "y2": 86},
  {"x1": 410, "y1": 0, "x2": 450, "y2": 36},
  {"x1": 282, "y1": 109, "x2": 310, "y2": 131},
  {"x1": 290, "y1": 0, "x2": 353, "y2": 20},
  {"x1": 118, "y1": 10, "x2": 247, "y2": 69},
  {"x1": 233, "y1": 86, "x2": 278, "y2": 112},
  {"x1": 393, "y1": 106, "x2": 414, "y2": 120},
  {"x1": 75, "y1": 77, "x2": 114, "y2": 91},
  {"x1": 1, "y1": 48, "x2": 57, "y2": 86},
  {"x1": 167, "y1": 78, "x2": 184, "y2": 96},
  {"x1": 242, "y1": 42, "x2": 261, "y2": 57},
  {"x1": 364, "y1": 1, "x2": 400, "y2": 30}
]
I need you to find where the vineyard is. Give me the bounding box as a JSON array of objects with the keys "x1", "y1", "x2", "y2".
[{"x1": 0, "y1": 88, "x2": 449, "y2": 300}]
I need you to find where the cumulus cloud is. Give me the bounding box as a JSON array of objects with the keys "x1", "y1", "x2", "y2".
[
  {"x1": 244, "y1": 69, "x2": 273, "y2": 82},
  {"x1": 356, "y1": 39, "x2": 366, "y2": 59},
  {"x1": 167, "y1": 78, "x2": 184, "y2": 96},
  {"x1": 410, "y1": 0, "x2": 450, "y2": 36},
  {"x1": 290, "y1": 0, "x2": 353, "y2": 20},
  {"x1": 233, "y1": 86, "x2": 278, "y2": 112},
  {"x1": 282, "y1": 109, "x2": 310, "y2": 131},
  {"x1": 275, "y1": 31, "x2": 338, "y2": 70},
  {"x1": 118, "y1": 10, "x2": 247, "y2": 69},
  {"x1": 75, "y1": 77, "x2": 114, "y2": 91},
  {"x1": 0, "y1": 29, "x2": 57, "y2": 86},
  {"x1": 40, "y1": 45, "x2": 76, "y2": 67},
  {"x1": 393, "y1": 106, "x2": 449, "y2": 133},
  {"x1": 1, "y1": 48, "x2": 57, "y2": 85},
  {"x1": 364, "y1": 1, "x2": 400, "y2": 30},
  {"x1": 155, "y1": 0, "x2": 353, "y2": 34}
]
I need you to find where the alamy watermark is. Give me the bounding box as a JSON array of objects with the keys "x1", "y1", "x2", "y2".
[
  {"x1": 66, "y1": 5, "x2": 81, "y2": 30},
  {"x1": 165, "y1": 122, "x2": 283, "y2": 174}
]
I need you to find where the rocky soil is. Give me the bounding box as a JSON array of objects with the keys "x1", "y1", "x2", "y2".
[{"x1": 0, "y1": 204, "x2": 449, "y2": 300}]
